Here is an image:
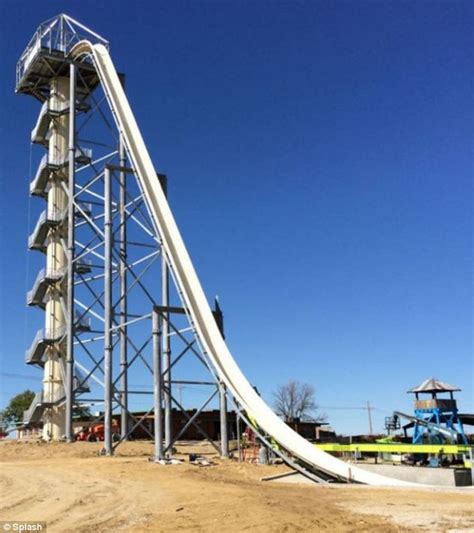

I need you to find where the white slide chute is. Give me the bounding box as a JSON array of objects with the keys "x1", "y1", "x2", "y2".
[{"x1": 72, "y1": 41, "x2": 418, "y2": 486}]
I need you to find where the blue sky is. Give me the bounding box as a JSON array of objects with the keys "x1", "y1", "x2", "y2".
[{"x1": 0, "y1": 1, "x2": 472, "y2": 435}]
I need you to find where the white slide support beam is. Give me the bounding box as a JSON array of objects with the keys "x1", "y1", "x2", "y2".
[{"x1": 71, "y1": 41, "x2": 420, "y2": 486}]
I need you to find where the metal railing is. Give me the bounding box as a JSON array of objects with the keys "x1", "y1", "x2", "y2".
[
  {"x1": 30, "y1": 156, "x2": 46, "y2": 196},
  {"x1": 75, "y1": 259, "x2": 92, "y2": 274},
  {"x1": 75, "y1": 315, "x2": 91, "y2": 331},
  {"x1": 26, "y1": 267, "x2": 47, "y2": 303},
  {"x1": 30, "y1": 101, "x2": 50, "y2": 144},
  {"x1": 74, "y1": 147, "x2": 92, "y2": 164},
  {"x1": 31, "y1": 148, "x2": 93, "y2": 190},
  {"x1": 28, "y1": 208, "x2": 67, "y2": 248},
  {"x1": 76, "y1": 201, "x2": 93, "y2": 217},
  {"x1": 23, "y1": 391, "x2": 43, "y2": 424},
  {"x1": 73, "y1": 366, "x2": 90, "y2": 393},
  {"x1": 16, "y1": 14, "x2": 109, "y2": 89},
  {"x1": 36, "y1": 153, "x2": 48, "y2": 172},
  {"x1": 25, "y1": 325, "x2": 67, "y2": 365},
  {"x1": 24, "y1": 329, "x2": 45, "y2": 364},
  {"x1": 26, "y1": 266, "x2": 66, "y2": 305},
  {"x1": 30, "y1": 148, "x2": 93, "y2": 197},
  {"x1": 49, "y1": 147, "x2": 93, "y2": 167}
]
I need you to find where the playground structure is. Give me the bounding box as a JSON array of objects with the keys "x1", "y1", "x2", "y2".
[
  {"x1": 402, "y1": 377, "x2": 468, "y2": 445},
  {"x1": 314, "y1": 379, "x2": 472, "y2": 474},
  {"x1": 16, "y1": 14, "x2": 471, "y2": 486}
]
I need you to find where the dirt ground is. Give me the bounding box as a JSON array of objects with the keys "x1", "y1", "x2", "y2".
[{"x1": 0, "y1": 440, "x2": 472, "y2": 532}]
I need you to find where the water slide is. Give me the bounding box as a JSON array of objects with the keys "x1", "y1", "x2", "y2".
[
  {"x1": 70, "y1": 41, "x2": 419, "y2": 486},
  {"x1": 394, "y1": 411, "x2": 459, "y2": 441}
]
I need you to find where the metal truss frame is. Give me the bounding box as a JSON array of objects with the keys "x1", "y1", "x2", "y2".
[
  {"x1": 21, "y1": 15, "x2": 231, "y2": 458},
  {"x1": 67, "y1": 134, "x2": 231, "y2": 456}
]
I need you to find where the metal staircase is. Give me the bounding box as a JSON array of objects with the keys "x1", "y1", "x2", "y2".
[
  {"x1": 30, "y1": 101, "x2": 50, "y2": 145},
  {"x1": 31, "y1": 100, "x2": 69, "y2": 146},
  {"x1": 28, "y1": 208, "x2": 66, "y2": 252},
  {"x1": 30, "y1": 154, "x2": 52, "y2": 198},
  {"x1": 30, "y1": 149, "x2": 92, "y2": 198},
  {"x1": 58, "y1": 358, "x2": 90, "y2": 394},
  {"x1": 25, "y1": 326, "x2": 66, "y2": 366},
  {"x1": 26, "y1": 267, "x2": 66, "y2": 308},
  {"x1": 23, "y1": 392, "x2": 52, "y2": 425}
]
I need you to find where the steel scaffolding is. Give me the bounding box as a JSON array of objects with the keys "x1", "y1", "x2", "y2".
[{"x1": 18, "y1": 14, "x2": 230, "y2": 456}]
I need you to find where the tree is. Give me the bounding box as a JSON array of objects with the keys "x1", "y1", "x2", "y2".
[
  {"x1": 1, "y1": 390, "x2": 35, "y2": 427},
  {"x1": 273, "y1": 380, "x2": 326, "y2": 423},
  {"x1": 0, "y1": 413, "x2": 7, "y2": 434}
]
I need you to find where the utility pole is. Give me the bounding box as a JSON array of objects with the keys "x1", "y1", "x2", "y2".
[{"x1": 367, "y1": 401, "x2": 373, "y2": 435}]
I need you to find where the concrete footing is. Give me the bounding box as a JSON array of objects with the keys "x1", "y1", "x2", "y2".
[{"x1": 358, "y1": 464, "x2": 472, "y2": 487}]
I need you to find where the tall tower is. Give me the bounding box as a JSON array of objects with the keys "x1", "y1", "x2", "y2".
[
  {"x1": 18, "y1": 15, "x2": 231, "y2": 456},
  {"x1": 19, "y1": 15, "x2": 107, "y2": 440},
  {"x1": 43, "y1": 76, "x2": 69, "y2": 438}
]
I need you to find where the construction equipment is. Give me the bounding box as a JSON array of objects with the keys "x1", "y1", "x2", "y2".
[{"x1": 75, "y1": 421, "x2": 120, "y2": 442}]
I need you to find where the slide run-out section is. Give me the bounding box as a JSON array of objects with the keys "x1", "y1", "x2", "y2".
[{"x1": 71, "y1": 40, "x2": 419, "y2": 486}]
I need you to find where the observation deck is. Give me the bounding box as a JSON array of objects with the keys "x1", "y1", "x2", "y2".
[{"x1": 15, "y1": 14, "x2": 109, "y2": 102}]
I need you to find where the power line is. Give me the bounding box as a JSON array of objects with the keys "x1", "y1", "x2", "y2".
[
  {"x1": 319, "y1": 405, "x2": 394, "y2": 413},
  {"x1": 318, "y1": 405, "x2": 367, "y2": 410},
  {"x1": 0, "y1": 372, "x2": 42, "y2": 381}
]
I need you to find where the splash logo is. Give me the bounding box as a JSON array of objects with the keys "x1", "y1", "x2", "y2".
[{"x1": 0, "y1": 523, "x2": 46, "y2": 532}]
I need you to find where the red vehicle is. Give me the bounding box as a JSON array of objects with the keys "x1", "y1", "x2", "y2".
[{"x1": 75, "y1": 421, "x2": 120, "y2": 442}]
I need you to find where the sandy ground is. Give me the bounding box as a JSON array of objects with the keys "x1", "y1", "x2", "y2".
[{"x1": 0, "y1": 440, "x2": 473, "y2": 532}]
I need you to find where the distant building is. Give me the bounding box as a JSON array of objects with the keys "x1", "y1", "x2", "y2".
[
  {"x1": 285, "y1": 419, "x2": 334, "y2": 441},
  {"x1": 19, "y1": 409, "x2": 332, "y2": 442}
]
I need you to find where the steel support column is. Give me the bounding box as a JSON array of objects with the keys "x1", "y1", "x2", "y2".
[
  {"x1": 236, "y1": 408, "x2": 242, "y2": 462},
  {"x1": 65, "y1": 63, "x2": 76, "y2": 442},
  {"x1": 219, "y1": 382, "x2": 229, "y2": 457},
  {"x1": 152, "y1": 308, "x2": 164, "y2": 461},
  {"x1": 103, "y1": 167, "x2": 113, "y2": 455},
  {"x1": 119, "y1": 136, "x2": 129, "y2": 440},
  {"x1": 159, "y1": 175, "x2": 172, "y2": 452}
]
